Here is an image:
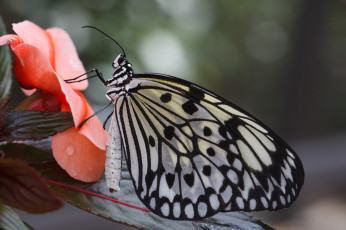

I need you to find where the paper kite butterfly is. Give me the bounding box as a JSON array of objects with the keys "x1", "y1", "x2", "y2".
[{"x1": 68, "y1": 26, "x2": 304, "y2": 220}]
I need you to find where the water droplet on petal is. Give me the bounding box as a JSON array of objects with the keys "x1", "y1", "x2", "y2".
[{"x1": 66, "y1": 144, "x2": 75, "y2": 156}]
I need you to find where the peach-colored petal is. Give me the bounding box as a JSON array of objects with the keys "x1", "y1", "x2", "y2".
[
  {"x1": 77, "y1": 93, "x2": 108, "y2": 150},
  {"x1": 21, "y1": 88, "x2": 36, "y2": 96},
  {"x1": 14, "y1": 44, "x2": 88, "y2": 125},
  {"x1": 0, "y1": 34, "x2": 23, "y2": 50},
  {"x1": 52, "y1": 127, "x2": 106, "y2": 182},
  {"x1": 13, "y1": 21, "x2": 54, "y2": 67},
  {"x1": 56, "y1": 77, "x2": 87, "y2": 127},
  {"x1": 12, "y1": 44, "x2": 60, "y2": 94},
  {"x1": 47, "y1": 28, "x2": 88, "y2": 91},
  {"x1": 54, "y1": 77, "x2": 106, "y2": 150}
]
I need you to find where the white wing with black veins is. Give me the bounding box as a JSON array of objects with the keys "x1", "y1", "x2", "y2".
[{"x1": 113, "y1": 74, "x2": 304, "y2": 220}]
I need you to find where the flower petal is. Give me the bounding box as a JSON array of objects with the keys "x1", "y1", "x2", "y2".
[
  {"x1": 13, "y1": 20, "x2": 54, "y2": 67},
  {"x1": 0, "y1": 34, "x2": 23, "y2": 50},
  {"x1": 21, "y1": 88, "x2": 37, "y2": 96},
  {"x1": 13, "y1": 44, "x2": 88, "y2": 123},
  {"x1": 56, "y1": 78, "x2": 107, "y2": 150},
  {"x1": 55, "y1": 76, "x2": 86, "y2": 125},
  {"x1": 46, "y1": 28, "x2": 88, "y2": 91},
  {"x1": 77, "y1": 93, "x2": 108, "y2": 150},
  {"x1": 52, "y1": 127, "x2": 106, "y2": 182},
  {"x1": 13, "y1": 43, "x2": 103, "y2": 139},
  {"x1": 12, "y1": 44, "x2": 60, "y2": 93}
]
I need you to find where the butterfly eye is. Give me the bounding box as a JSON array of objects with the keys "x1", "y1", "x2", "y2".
[
  {"x1": 112, "y1": 55, "x2": 125, "y2": 68},
  {"x1": 118, "y1": 56, "x2": 124, "y2": 65}
]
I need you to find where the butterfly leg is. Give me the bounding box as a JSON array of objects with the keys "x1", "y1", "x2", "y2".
[
  {"x1": 78, "y1": 100, "x2": 114, "y2": 128},
  {"x1": 91, "y1": 68, "x2": 106, "y2": 84},
  {"x1": 64, "y1": 68, "x2": 106, "y2": 84},
  {"x1": 103, "y1": 112, "x2": 113, "y2": 129}
]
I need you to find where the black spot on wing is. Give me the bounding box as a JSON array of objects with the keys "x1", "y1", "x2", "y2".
[
  {"x1": 166, "y1": 173, "x2": 175, "y2": 188},
  {"x1": 164, "y1": 126, "x2": 175, "y2": 140},
  {"x1": 206, "y1": 147, "x2": 215, "y2": 156},
  {"x1": 183, "y1": 172, "x2": 195, "y2": 187},
  {"x1": 189, "y1": 85, "x2": 205, "y2": 101},
  {"x1": 203, "y1": 126, "x2": 212, "y2": 136},
  {"x1": 148, "y1": 135, "x2": 155, "y2": 147},
  {"x1": 160, "y1": 93, "x2": 172, "y2": 103},
  {"x1": 182, "y1": 100, "x2": 198, "y2": 115},
  {"x1": 145, "y1": 170, "x2": 156, "y2": 188},
  {"x1": 202, "y1": 165, "x2": 211, "y2": 176}
]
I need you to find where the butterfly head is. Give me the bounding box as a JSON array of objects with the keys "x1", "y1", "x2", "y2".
[
  {"x1": 81, "y1": 26, "x2": 133, "y2": 87},
  {"x1": 105, "y1": 54, "x2": 133, "y2": 87}
]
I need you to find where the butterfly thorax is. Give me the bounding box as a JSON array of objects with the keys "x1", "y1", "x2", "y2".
[{"x1": 105, "y1": 54, "x2": 134, "y2": 102}]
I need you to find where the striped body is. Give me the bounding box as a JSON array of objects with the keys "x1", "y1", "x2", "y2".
[
  {"x1": 104, "y1": 54, "x2": 132, "y2": 190},
  {"x1": 105, "y1": 110, "x2": 122, "y2": 190}
]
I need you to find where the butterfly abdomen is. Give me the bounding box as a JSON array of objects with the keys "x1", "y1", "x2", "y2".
[{"x1": 105, "y1": 112, "x2": 122, "y2": 190}]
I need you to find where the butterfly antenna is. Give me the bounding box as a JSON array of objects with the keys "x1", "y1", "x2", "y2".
[{"x1": 83, "y1": 26, "x2": 127, "y2": 57}]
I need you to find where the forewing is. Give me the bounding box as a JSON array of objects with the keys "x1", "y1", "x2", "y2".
[{"x1": 115, "y1": 74, "x2": 304, "y2": 220}]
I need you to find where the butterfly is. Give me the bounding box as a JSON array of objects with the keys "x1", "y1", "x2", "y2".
[{"x1": 68, "y1": 26, "x2": 304, "y2": 220}]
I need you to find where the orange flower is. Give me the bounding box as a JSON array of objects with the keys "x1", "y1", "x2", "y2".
[{"x1": 0, "y1": 21, "x2": 107, "y2": 182}]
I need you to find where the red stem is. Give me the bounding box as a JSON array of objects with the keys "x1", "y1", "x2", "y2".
[{"x1": 44, "y1": 179, "x2": 151, "y2": 212}]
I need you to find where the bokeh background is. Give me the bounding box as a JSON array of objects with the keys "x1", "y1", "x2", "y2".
[{"x1": 1, "y1": 0, "x2": 346, "y2": 229}]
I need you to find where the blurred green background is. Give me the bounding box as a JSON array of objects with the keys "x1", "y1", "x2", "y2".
[{"x1": 1, "y1": 0, "x2": 346, "y2": 229}]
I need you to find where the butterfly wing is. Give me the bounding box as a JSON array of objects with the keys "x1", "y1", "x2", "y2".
[{"x1": 113, "y1": 73, "x2": 304, "y2": 220}]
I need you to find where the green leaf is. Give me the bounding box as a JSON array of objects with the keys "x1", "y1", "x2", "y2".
[
  {"x1": 0, "y1": 158, "x2": 63, "y2": 213},
  {"x1": 0, "y1": 204, "x2": 33, "y2": 230},
  {"x1": 0, "y1": 17, "x2": 12, "y2": 105},
  {"x1": 0, "y1": 110, "x2": 74, "y2": 141},
  {"x1": 0, "y1": 141, "x2": 54, "y2": 163},
  {"x1": 32, "y1": 161, "x2": 274, "y2": 229}
]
